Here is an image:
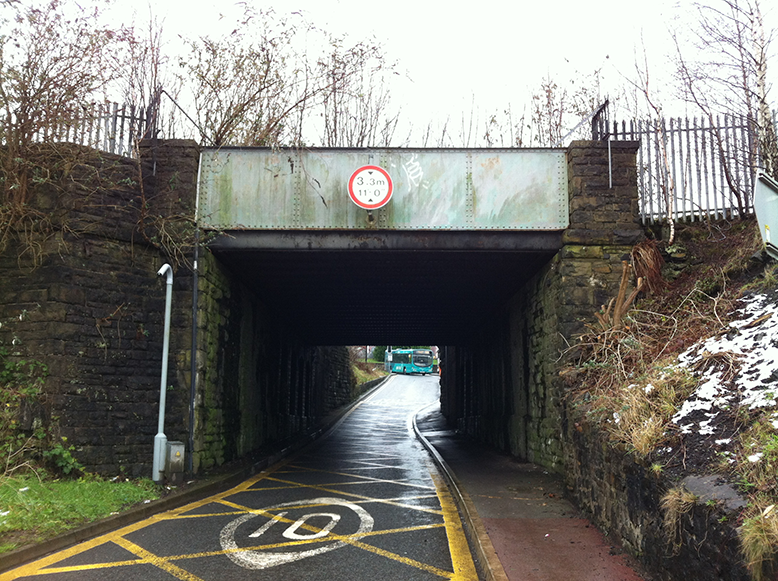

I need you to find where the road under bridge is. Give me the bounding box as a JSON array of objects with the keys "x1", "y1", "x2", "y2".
[
  {"x1": 0, "y1": 137, "x2": 733, "y2": 581},
  {"x1": 0, "y1": 137, "x2": 642, "y2": 480},
  {"x1": 187, "y1": 140, "x2": 643, "y2": 470}
]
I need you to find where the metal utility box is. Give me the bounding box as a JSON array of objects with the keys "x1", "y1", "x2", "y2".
[
  {"x1": 166, "y1": 441, "x2": 185, "y2": 482},
  {"x1": 754, "y1": 172, "x2": 778, "y2": 260}
]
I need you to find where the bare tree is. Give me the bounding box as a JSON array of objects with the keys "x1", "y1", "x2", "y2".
[
  {"x1": 632, "y1": 43, "x2": 678, "y2": 244},
  {"x1": 529, "y1": 69, "x2": 608, "y2": 146},
  {"x1": 482, "y1": 104, "x2": 530, "y2": 148},
  {"x1": 531, "y1": 76, "x2": 567, "y2": 147},
  {"x1": 319, "y1": 43, "x2": 401, "y2": 147},
  {"x1": 674, "y1": 0, "x2": 777, "y2": 189},
  {"x1": 0, "y1": 0, "x2": 128, "y2": 254},
  {"x1": 177, "y1": 8, "x2": 302, "y2": 147},
  {"x1": 176, "y1": 7, "x2": 400, "y2": 148},
  {"x1": 119, "y1": 10, "x2": 182, "y2": 142}
]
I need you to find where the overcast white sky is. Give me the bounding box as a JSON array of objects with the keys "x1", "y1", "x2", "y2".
[{"x1": 114, "y1": 0, "x2": 777, "y2": 142}]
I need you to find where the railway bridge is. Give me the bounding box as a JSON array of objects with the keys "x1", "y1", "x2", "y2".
[
  {"x1": 0, "y1": 138, "x2": 642, "y2": 476},
  {"x1": 1, "y1": 136, "x2": 732, "y2": 581},
  {"x1": 193, "y1": 141, "x2": 642, "y2": 468}
]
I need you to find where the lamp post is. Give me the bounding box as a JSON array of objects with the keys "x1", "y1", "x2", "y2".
[{"x1": 153, "y1": 263, "x2": 173, "y2": 483}]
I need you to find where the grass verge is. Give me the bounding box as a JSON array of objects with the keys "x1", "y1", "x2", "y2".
[
  {"x1": 352, "y1": 361, "x2": 387, "y2": 385},
  {"x1": 0, "y1": 473, "x2": 159, "y2": 554}
]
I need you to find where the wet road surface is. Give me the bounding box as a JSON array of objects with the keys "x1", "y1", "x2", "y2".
[{"x1": 2, "y1": 375, "x2": 478, "y2": 581}]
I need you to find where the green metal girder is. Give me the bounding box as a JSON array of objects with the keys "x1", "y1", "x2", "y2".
[{"x1": 197, "y1": 147, "x2": 569, "y2": 231}]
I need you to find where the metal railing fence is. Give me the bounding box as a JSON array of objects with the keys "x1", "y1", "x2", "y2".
[
  {"x1": 597, "y1": 110, "x2": 778, "y2": 224},
  {"x1": 7, "y1": 96, "x2": 776, "y2": 228}
]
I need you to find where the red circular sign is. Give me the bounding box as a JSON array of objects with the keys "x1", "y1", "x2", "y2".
[{"x1": 348, "y1": 165, "x2": 393, "y2": 209}]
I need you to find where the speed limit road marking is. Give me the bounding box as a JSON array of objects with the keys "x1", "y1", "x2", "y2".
[
  {"x1": 1, "y1": 379, "x2": 477, "y2": 581},
  {"x1": 219, "y1": 497, "x2": 373, "y2": 570}
]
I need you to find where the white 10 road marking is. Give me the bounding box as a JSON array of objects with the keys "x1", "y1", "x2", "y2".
[
  {"x1": 283, "y1": 513, "x2": 341, "y2": 540},
  {"x1": 248, "y1": 511, "x2": 287, "y2": 538},
  {"x1": 220, "y1": 497, "x2": 374, "y2": 570}
]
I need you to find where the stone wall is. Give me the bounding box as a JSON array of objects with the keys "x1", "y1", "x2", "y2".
[
  {"x1": 192, "y1": 250, "x2": 356, "y2": 472},
  {"x1": 565, "y1": 422, "x2": 750, "y2": 581},
  {"x1": 440, "y1": 140, "x2": 643, "y2": 469},
  {"x1": 0, "y1": 145, "x2": 193, "y2": 476},
  {"x1": 0, "y1": 140, "x2": 356, "y2": 476},
  {"x1": 439, "y1": 140, "x2": 752, "y2": 580}
]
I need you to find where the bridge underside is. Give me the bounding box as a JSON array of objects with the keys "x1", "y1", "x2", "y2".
[{"x1": 209, "y1": 229, "x2": 562, "y2": 345}]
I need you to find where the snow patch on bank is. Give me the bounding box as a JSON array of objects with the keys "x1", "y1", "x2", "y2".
[{"x1": 674, "y1": 293, "x2": 778, "y2": 435}]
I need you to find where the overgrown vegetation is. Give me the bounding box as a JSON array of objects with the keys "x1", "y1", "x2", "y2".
[
  {"x1": 0, "y1": 347, "x2": 44, "y2": 471},
  {"x1": 0, "y1": 1, "x2": 129, "y2": 261},
  {"x1": 0, "y1": 341, "x2": 157, "y2": 554},
  {"x1": 740, "y1": 504, "x2": 778, "y2": 581},
  {"x1": 0, "y1": 346, "x2": 81, "y2": 478},
  {"x1": 351, "y1": 361, "x2": 387, "y2": 387},
  {"x1": 568, "y1": 220, "x2": 762, "y2": 444},
  {"x1": 661, "y1": 486, "x2": 699, "y2": 555},
  {"x1": 566, "y1": 218, "x2": 778, "y2": 578},
  {"x1": 0, "y1": 342, "x2": 85, "y2": 478}
]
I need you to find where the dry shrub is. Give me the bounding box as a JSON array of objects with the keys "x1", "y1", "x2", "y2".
[
  {"x1": 578, "y1": 363, "x2": 697, "y2": 457},
  {"x1": 571, "y1": 265, "x2": 738, "y2": 398},
  {"x1": 632, "y1": 239, "x2": 666, "y2": 295},
  {"x1": 661, "y1": 486, "x2": 698, "y2": 554},
  {"x1": 594, "y1": 261, "x2": 644, "y2": 332},
  {"x1": 690, "y1": 349, "x2": 741, "y2": 383},
  {"x1": 740, "y1": 505, "x2": 778, "y2": 581},
  {"x1": 567, "y1": 248, "x2": 735, "y2": 457}
]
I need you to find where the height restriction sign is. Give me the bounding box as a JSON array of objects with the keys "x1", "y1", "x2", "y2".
[{"x1": 348, "y1": 165, "x2": 393, "y2": 209}]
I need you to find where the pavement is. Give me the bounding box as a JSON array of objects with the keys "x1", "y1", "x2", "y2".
[{"x1": 414, "y1": 402, "x2": 647, "y2": 581}]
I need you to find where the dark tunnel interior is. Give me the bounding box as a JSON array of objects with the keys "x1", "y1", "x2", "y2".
[{"x1": 210, "y1": 232, "x2": 560, "y2": 346}]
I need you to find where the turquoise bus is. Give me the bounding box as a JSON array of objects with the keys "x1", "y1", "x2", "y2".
[{"x1": 386, "y1": 348, "x2": 434, "y2": 375}]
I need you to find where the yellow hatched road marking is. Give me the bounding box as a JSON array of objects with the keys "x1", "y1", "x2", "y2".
[
  {"x1": 9, "y1": 522, "x2": 448, "y2": 577},
  {"x1": 2, "y1": 378, "x2": 475, "y2": 581},
  {"x1": 207, "y1": 500, "x2": 455, "y2": 579},
  {"x1": 110, "y1": 537, "x2": 205, "y2": 581},
  {"x1": 257, "y1": 476, "x2": 444, "y2": 515},
  {"x1": 280, "y1": 465, "x2": 436, "y2": 489},
  {"x1": 0, "y1": 516, "x2": 168, "y2": 580}
]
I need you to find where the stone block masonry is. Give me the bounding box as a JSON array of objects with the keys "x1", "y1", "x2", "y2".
[
  {"x1": 439, "y1": 140, "x2": 751, "y2": 580},
  {"x1": 192, "y1": 250, "x2": 356, "y2": 472},
  {"x1": 0, "y1": 140, "x2": 356, "y2": 477},
  {"x1": 440, "y1": 140, "x2": 643, "y2": 469}
]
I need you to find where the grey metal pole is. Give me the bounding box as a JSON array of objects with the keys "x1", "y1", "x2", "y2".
[
  {"x1": 153, "y1": 263, "x2": 173, "y2": 483},
  {"x1": 188, "y1": 231, "x2": 199, "y2": 474}
]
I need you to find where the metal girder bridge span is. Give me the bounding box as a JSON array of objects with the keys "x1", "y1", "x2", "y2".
[{"x1": 197, "y1": 147, "x2": 569, "y2": 345}]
